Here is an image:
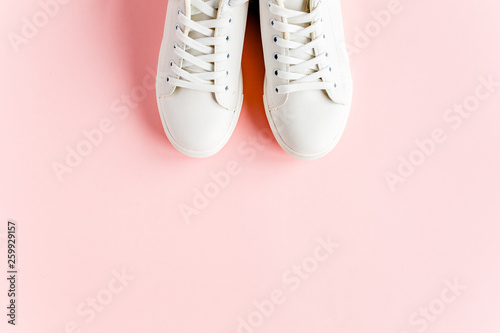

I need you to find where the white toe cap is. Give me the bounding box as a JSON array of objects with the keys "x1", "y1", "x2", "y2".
[
  {"x1": 269, "y1": 90, "x2": 350, "y2": 160},
  {"x1": 158, "y1": 89, "x2": 236, "y2": 158}
]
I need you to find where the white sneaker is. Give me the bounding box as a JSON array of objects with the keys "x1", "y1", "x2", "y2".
[
  {"x1": 156, "y1": 0, "x2": 249, "y2": 158},
  {"x1": 260, "y1": 0, "x2": 353, "y2": 160}
]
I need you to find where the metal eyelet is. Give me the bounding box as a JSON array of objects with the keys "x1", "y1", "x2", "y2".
[
  {"x1": 275, "y1": 87, "x2": 279, "y2": 93},
  {"x1": 274, "y1": 69, "x2": 279, "y2": 76},
  {"x1": 225, "y1": 86, "x2": 229, "y2": 91},
  {"x1": 273, "y1": 35, "x2": 279, "y2": 43},
  {"x1": 273, "y1": 52, "x2": 280, "y2": 60},
  {"x1": 226, "y1": 35, "x2": 230, "y2": 42},
  {"x1": 270, "y1": 19, "x2": 275, "y2": 27}
]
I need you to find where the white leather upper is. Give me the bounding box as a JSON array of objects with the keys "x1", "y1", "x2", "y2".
[
  {"x1": 159, "y1": 86, "x2": 240, "y2": 154},
  {"x1": 267, "y1": 89, "x2": 350, "y2": 157},
  {"x1": 261, "y1": 0, "x2": 352, "y2": 110},
  {"x1": 158, "y1": 0, "x2": 248, "y2": 108},
  {"x1": 260, "y1": 0, "x2": 353, "y2": 159},
  {"x1": 156, "y1": 0, "x2": 249, "y2": 157}
]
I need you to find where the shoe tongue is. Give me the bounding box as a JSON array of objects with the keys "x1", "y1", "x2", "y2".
[
  {"x1": 280, "y1": 0, "x2": 322, "y2": 84},
  {"x1": 184, "y1": 0, "x2": 219, "y2": 75},
  {"x1": 190, "y1": 0, "x2": 218, "y2": 16},
  {"x1": 281, "y1": 0, "x2": 307, "y2": 11}
]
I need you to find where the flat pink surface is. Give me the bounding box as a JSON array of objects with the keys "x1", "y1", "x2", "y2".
[{"x1": 1, "y1": 0, "x2": 500, "y2": 332}]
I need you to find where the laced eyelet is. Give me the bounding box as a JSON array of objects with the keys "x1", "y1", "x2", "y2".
[
  {"x1": 169, "y1": 61, "x2": 174, "y2": 67},
  {"x1": 166, "y1": 76, "x2": 170, "y2": 83},
  {"x1": 334, "y1": 83, "x2": 337, "y2": 88},
  {"x1": 274, "y1": 69, "x2": 279, "y2": 76},
  {"x1": 325, "y1": 52, "x2": 329, "y2": 57},
  {"x1": 323, "y1": 34, "x2": 326, "y2": 39},
  {"x1": 228, "y1": 17, "x2": 232, "y2": 23},
  {"x1": 177, "y1": 8, "x2": 183, "y2": 15},
  {"x1": 225, "y1": 86, "x2": 229, "y2": 91},
  {"x1": 275, "y1": 87, "x2": 279, "y2": 93},
  {"x1": 225, "y1": 70, "x2": 229, "y2": 77},
  {"x1": 226, "y1": 35, "x2": 230, "y2": 42},
  {"x1": 175, "y1": 24, "x2": 179, "y2": 30},
  {"x1": 273, "y1": 35, "x2": 279, "y2": 43},
  {"x1": 173, "y1": 43, "x2": 178, "y2": 49},
  {"x1": 268, "y1": 1, "x2": 271, "y2": 8},
  {"x1": 228, "y1": 0, "x2": 232, "y2": 6},
  {"x1": 270, "y1": 19, "x2": 275, "y2": 27},
  {"x1": 227, "y1": 53, "x2": 230, "y2": 59},
  {"x1": 273, "y1": 52, "x2": 280, "y2": 60},
  {"x1": 329, "y1": 66, "x2": 332, "y2": 72}
]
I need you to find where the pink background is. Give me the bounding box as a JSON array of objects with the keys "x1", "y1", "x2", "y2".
[{"x1": 1, "y1": 0, "x2": 500, "y2": 332}]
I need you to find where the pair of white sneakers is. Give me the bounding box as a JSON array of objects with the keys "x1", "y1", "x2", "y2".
[{"x1": 156, "y1": 0, "x2": 352, "y2": 160}]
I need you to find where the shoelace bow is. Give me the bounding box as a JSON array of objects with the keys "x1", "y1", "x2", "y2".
[
  {"x1": 168, "y1": 0, "x2": 248, "y2": 93},
  {"x1": 269, "y1": 0, "x2": 334, "y2": 94}
]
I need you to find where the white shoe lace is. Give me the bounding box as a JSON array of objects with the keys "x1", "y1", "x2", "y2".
[
  {"x1": 268, "y1": 0, "x2": 334, "y2": 94},
  {"x1": 167, "y1": 0, "x2": 249, "y2": 93}
]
